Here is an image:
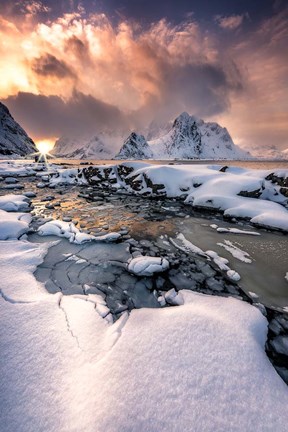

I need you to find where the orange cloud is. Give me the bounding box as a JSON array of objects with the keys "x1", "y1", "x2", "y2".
[{"x1": 0, "y1": 8, "x2": 287, "y2": 151}]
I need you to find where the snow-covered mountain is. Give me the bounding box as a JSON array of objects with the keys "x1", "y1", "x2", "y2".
[
  {"x1": 53, "y1": 135, "x2": 113, "y2": 159},
  {"x1": 116, "y1": 112, "x2": 250, "y2": 160},
  {"x1": 115, "y1": 132, "x2": 153, "y2": 159},
  {"x1": 247, "y1": 145, "x2": 288, "y2": 160},
  {"x1": 0, "y1": 102, "x2": 36, "y2": 157}
]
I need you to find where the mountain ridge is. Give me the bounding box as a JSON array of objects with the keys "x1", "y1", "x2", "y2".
[
  {"x1": 0, "y1": 102, "x2": 36, "y2": 157},
  {"x1": 115, "y1": 112, "x2": 250, "y2": 160}
]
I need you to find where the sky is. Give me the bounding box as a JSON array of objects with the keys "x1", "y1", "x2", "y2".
[{"x1": 0, "y1": 0, "x2": 287, "y2": 152}]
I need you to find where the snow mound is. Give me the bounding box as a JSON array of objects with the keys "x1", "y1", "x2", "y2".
[
  {"x1": 128, "y1": 256, "x2": 169, "y2": 276},
  {"x1": 0, "y1": 210, "x2": 31, "y2": 240},
  {"x1": 0, "y1": 194, "x2": 30, "y2": 212}
]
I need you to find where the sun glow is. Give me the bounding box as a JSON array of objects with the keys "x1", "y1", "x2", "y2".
[
  {"x1": 36, "y1": 139, "x2": 54, "y2": 154},
  {"x1": 32, "y1": 139, "x2": 56, "y2": 169}
]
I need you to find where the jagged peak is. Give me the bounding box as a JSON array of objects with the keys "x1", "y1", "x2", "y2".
[
  {"x1": 124, "y1": 132, "x2": 147, "y2": 144},
  {"x1": 172, "y1": 112, "x2": 203, "y2": 129}
]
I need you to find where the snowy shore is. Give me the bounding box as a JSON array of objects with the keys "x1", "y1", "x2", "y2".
[
  {"x1": 34, "y1": 161, "x2": 288, "y2": 232},
  {"x1": 0, "y1": 160, "x2": 288, "y2": 431}
]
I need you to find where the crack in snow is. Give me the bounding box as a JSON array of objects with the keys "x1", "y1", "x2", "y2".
[
  {"x1": 0, "y1": 287, "x2": 35, "y2": 305},
  {"x1": 57, "y1": 294, "x2": 83, "y2": 352}
]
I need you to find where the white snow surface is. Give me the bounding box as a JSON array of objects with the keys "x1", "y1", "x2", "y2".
[
  {"x1": 0, "y1": 209, "x2": 31, "y2": 240},
  {"x1": 1, "y1": 241, "x2": 288, "y2": 432},
  {"x1": 128, "y1": 255, "x2": 169, "y2": 276},
  {"x1": 38, "y1": 219, "x2": 121, "y2": 244}
]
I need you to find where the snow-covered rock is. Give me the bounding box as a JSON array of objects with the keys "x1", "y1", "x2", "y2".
[
  {"x1": 0, "y1": 194, "x2": 31, "y2": 212},
  {"x1": 0, "y1": 210, "x2": 31, "y2": 240},
  {"x1": 115, "y1": 132, "x2": 153, "y2": 160},
  {"x1": 164, "y1": 288, "x2": 184, "y2": 306},
  {"x1": 116, "y1": 112, "x2": 250, "y2": 160},
  {"x1": 128, "y1": 256, "x2": 169, "y2": 276},
  {"x1": 0, "y1": 102, "x2": 36, "y2": 157}
]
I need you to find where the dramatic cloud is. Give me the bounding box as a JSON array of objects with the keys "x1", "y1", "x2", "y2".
[
  {"x1": 0, "y1": 3, "x2": 287, "y2": 152},
  {"x1": 32, "y1": 53, "x2": 76, "y2": 78},
  {"x1": 217, "y1": 7, "x2": 288, "y2": 151},
  {"x1": 4, "y1": 91, "x2": 128, "y2": 140},
  {"x1": 0, "y1": 12, "x2": 244, "y2": 139}
]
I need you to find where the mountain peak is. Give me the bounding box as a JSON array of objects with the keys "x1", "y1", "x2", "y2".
[
  {"x1": 116, "y1": 112, "x2": 250, "y2": 160},
  {"x1": 173, "y1": 112, "x2": 201, "y2": 127},
  {"x1": 115, "y1": 132, "x2": 152, "y2": 159}
]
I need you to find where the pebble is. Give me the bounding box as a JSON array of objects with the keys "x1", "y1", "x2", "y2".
[
  {"x1": 2, "y1": 184, "x2": 24, "y2": 189},
  {"x1": 24, "y1": 191, "x2": 37, "y2": 198},
  {"x1": 45, "y1": 203, "x2": 55, "y2": 209},
  {"x1": 4, "y1": 177, "x2": 18, "y2": 184},
  {"x1": 42, "y1": 195, "x2": 55, "y2": 201}
]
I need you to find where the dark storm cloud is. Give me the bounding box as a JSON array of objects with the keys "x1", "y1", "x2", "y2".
[
  {"x1": 32, "y1": 53, "x2": 75, "y2": 78},
  {"x1": 163, "y1": 62, "x2": 241, "y2": 116},
  {"x1": 3, "y1": 91, "x2": 128, "y2": 139},
  {"x1": 0, "y1": 0, "x2": 279, "y2": 26}
]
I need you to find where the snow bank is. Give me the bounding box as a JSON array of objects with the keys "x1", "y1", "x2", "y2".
[
  {"x1": 128, "y1": 256, "x2": 169, "y2": 276},
  {"x1": 48, "y1": 162, "x2": 288, "y2": 232},
  {"x1": 1, "y1": 239, "x2": 288, "y2": 431},
  {"x1": 38, "y1": 219, "x2": 121, "y2": 244},
  {"x1": 0, "y1": 194, "x2": 30, "y2": 211}
]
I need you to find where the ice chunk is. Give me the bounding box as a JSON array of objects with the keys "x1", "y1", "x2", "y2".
[
  {"x1": 176, "y1": 233, "x2": 207, "y2": 256},
  {"x1": 128, "y1": 256, "x2": 169, "y2": 276},
  {"x1": 217, "y1": 240, "x2": 252, "y2": 263},
  {"x1": 215, "y1": 227, "x2": 260, "y2": 236}
]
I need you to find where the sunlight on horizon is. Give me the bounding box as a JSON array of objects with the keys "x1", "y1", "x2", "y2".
[{"x1": 36, "y1": 139, "x2": 55, "y2": 154}]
